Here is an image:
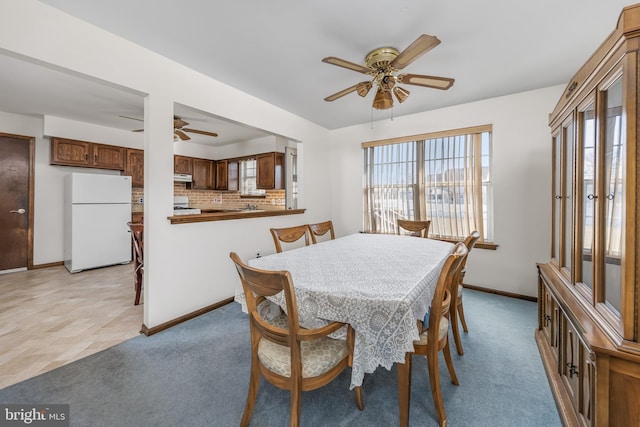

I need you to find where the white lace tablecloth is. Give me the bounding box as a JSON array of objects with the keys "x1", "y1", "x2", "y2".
[{"x1": 234, "y1": 233, "x2": 454, "y2": 389}]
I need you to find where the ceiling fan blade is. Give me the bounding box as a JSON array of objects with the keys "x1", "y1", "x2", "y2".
[
  {"x1": 390, "y1": 34, "x2": 441, "y2": 70},
  {"x1": 324, "y1": 83, "x2": 361, "y2": 102},
  {"x1": 322, "y1": 57, "x2": 371, "y2": 74},
  {"x1": 120, "y1": 115, "x2": 144, "y2": 122},
  {"x1": 182, "y1": 128, "x2": 218, "y2": 138},
  {"x1": 132, "y1": 129, "x2": 144, "y2": 133},
  {"x1": 174, "y1": 116, "x2": 189, "y2": 128},
  {"x1": 397, "y1": 73, "x2": 454, "y2": 90},
  {"x1": 174, "y1": 129, "x2": 190, "y2": 141}
]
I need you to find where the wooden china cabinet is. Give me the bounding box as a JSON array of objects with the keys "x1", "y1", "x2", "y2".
[{"x1": 536, "y1": 4, "x2": 640, "y2": 426}]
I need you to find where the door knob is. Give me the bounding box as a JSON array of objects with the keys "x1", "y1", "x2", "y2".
[{"x1": 10, "y1": 208, "x2": 26, "y2": 214}]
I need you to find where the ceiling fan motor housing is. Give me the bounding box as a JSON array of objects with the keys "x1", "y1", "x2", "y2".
[{"x1": 365, "y1": 47, "x2": 399, "y2": 71}]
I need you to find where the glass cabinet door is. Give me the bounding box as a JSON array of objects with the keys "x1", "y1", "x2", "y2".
[
  {"x1": 601, "y1": 75, "x2": 624, "y2": 315},
  {"x1": 562, "y1": 118, "x2": 574, "y2": 277},
  {"x1": 552, "y1": 131, "x2": 561, "y2": 263},
  {"x1": 578, "y1": 101, "x2": 596, "y2": 291}
]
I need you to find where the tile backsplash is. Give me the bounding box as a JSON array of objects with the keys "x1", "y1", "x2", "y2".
[{"x1": 131, "y1": 185, "x2": 286, "y2": 208}]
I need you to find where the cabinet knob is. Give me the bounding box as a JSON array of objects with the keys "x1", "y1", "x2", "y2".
[{"x1": 566, "y1": 362, "x2": 579, "y2": 378}]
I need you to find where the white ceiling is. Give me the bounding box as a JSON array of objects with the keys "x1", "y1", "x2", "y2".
[{"x1": 0, "y1": 0, "x2": 635, "y2": 143}]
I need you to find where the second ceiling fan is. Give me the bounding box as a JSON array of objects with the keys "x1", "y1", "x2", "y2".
[
  {"x1": 121, "y1": 115, "x2": 218, "y2": 141},
  {"x1": 322, "y1": 34, "x2": 454, "y2": 110}
]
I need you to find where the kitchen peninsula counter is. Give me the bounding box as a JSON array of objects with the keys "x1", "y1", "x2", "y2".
[{"x1": 168, "y1": 207, "x2": 305, "y2": 224}]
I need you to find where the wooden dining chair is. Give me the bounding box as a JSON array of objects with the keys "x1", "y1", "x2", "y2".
[
  {"x1": 450, "y1": 230, "x2": 481, "y2": 355},
  {"x1": 270, "y1": 225, "x2": 311, "y2": 253},
  {"x1": 308, "y1": 220, "x2": 335, "y2": 244},
  {"x1": 397, "y1": 219, "x2": 431, "y2": 238},
  {"x1": 127, "y1": 222, "x2": 144, "y2": 305},
  {"x1": 398, "y1": 242, "x2": 468, "y2": 427},
  {"x1": 230, "y1": 252, "x2": 364, "y2": 427}
]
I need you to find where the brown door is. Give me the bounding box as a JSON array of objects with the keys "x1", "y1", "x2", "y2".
[{"x1": 0, "y1": 134, "x2": 33, "y2": 271}]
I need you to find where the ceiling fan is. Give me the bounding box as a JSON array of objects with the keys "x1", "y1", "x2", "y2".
[
  {"x1": 322, "y1": 34, "x2": 454, "y2": 110},
  {"x1": 120, "y1": 115, "x2": 218, "y2": 141}
]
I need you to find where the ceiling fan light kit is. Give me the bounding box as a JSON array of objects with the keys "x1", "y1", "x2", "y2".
[
  {"x1": 356, "y1": 81, "x2": 373, "y2": 97},
  {"x1": 393, "y1": 86, "x2": 410, "y2": 103},
  {"x1": 372, "y1": 88, "x2": 393, "y2": 110},
  {"x1": 322, "y1": 34, "x2": 454, "y2": 111}
]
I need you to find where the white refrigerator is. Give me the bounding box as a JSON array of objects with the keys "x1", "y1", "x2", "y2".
[{"x1": 64, "y1": 173, "x2": 132, "y2": 273}]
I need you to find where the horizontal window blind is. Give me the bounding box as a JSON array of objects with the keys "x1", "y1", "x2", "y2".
[{"x1": 363, "y1": 126, "x2": 493, "y2": 242}]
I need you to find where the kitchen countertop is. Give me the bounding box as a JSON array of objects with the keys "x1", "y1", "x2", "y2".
[
  {"x1": 167, "y1": 207, "x2": 305, "y2": 224},
  {"x1": 193, "y1": 203, "x2": 285, "y2": 212}
]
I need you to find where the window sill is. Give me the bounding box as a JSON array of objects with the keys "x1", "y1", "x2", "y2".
[
  {"x1": 436, "y1": 238, "x2": 498, "y2": 250},
  {"x1": 360, "y1": 231, "x2": 498, "y2": 250}
]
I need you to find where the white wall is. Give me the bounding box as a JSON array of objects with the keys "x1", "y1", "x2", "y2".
[
  {"x1": 1, "y1": 0, "x2": 332, "y2": 328},
  {"x1": 329, "y1": 85, "x2": 563, "y2": 297},
  {"x1": 2, "y1": 1, "x2": 561, "y2": 328}
]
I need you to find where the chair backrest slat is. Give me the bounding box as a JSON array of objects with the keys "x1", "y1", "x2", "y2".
[
  {"x1": 397, "y1": 219, "x2": 431, "y2": 238},
  {"x1": 309, "y1": 220, "x2": 335, "y2": 243},
  {"x1": 270, "y1": 225, "x2": 312, "y2": 253}
]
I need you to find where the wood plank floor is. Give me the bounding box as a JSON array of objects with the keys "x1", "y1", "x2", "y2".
[{"x1": 0, "y1": 263, "x2": 143, "y2": 389}]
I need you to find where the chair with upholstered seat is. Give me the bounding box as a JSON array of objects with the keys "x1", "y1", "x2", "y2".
[
  {"x1": 397, "y1": 219, "x2": 431, "y2": 238},
  {"x1": 270, "y1": 225, "x2": 312, "y2": 253},
  {"x1": 308, "y1": 220, "x2": 335, "y2": 244},
  {"x1": 398, "y1": 242, "x2": 468, "y2": 427},
  {"x1": 230, "y1": 252, "x2": 363, "y2": 427},
  {"x1": 450, "y1": 230, "x2": 481, "y2": 356},
  {"x1": 127, "y1": 222, "x2": 144, "y2": 305}
]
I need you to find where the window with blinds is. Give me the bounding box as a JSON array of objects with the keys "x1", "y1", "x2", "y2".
[{"x1": 363, "y1": 125, "x2": 493, "y2": 242}]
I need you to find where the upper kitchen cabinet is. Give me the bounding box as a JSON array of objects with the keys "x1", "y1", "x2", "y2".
[
  {"x1": 50, "y1": 137, "x2": 124, "y2": 170},
  {"x1": 192, "y1": 158, "x2": 215, "y2": 190},
  {"x1": 537, "y1": 4, "x2": 640, "y2": 426},
  {"x1": 227, "y1": 160, "x2": 239, "y2": 192},
  {"x1": 173, "y1": 155, "x2": 193, "y2": 175},
  {"x1": 256, "y1": 152, "x2": 284, "y2": 190},
  {"x1": 215, "y1": 159, "x2": 228, "y2": 190},
  {"x1": 92, "y1": 143, "x2": 125, "y2": 170},
  {"x1": 50, "y1": 137, "x2": 90, "y2": 166},
  {"x1": 124, "y1": 148, "x2": 144, "y2": 188}
]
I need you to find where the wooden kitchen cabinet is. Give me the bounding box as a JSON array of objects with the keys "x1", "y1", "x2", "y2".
[
  {"x1": 192, "y1": 158, "x2": 215, "y2": 190},
  {"x1": 227, "y1": 160, "x2": 239, "y2": 191},
  {"x1": 92, "y1": 143, "x2": 125, "y2": 169},
  {"x1": 256, "y1": 152, "x2": 284, "y2": 189},
  {"x1": 50, "y1": 137, "x2": 124, "y2": 170},
  {"x1": 173, "y1": 155, "x2": 193, "y2": 175},
  {"x1": 536, "y1": 5, "x2": 640, "y2": 426},
  {"x1": 124, "y1": 148, "x2": 144, "y2": 188},
  {"x1": 215, "y1": 159, "x2": 228, "y2": 190},
  {"x1": 50, "y1": 137, "x2": 91, "y2": 166},
  {"x1": 131, "y1": 212, "x2": 144, "y2": 224}
]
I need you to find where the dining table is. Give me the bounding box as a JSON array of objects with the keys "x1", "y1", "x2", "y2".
[{"x1": 234, "y1": 232, "x2": 454, "y2": 419}]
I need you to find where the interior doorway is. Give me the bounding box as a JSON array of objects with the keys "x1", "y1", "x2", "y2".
[{"x1": 0, "y1": 133, "x2": 34, "y2": 273}]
